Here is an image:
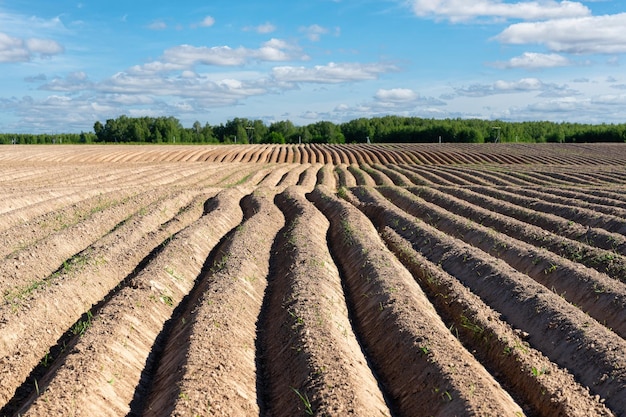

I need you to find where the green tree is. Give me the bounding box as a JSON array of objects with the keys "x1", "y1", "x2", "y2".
[{"x1": 266, "y1": 131, "x2": 286, "y2": 144}]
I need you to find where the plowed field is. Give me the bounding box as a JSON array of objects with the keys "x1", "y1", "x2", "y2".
[{"x1": 1, "y1": 143, "x2": 625, "y2": 417}]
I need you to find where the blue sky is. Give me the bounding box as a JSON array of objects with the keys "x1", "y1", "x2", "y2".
[{"x1": 1, "y1": 0, "x2": 625, "y2": 133}]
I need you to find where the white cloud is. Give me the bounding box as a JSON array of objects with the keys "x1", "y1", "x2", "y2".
[
  {"x1": 153, "y1": 39, "x2": 306, "y2": 69},
  {"x1": 300, "y1": 24, "x2": 329, "y2": 41},
  {"x1": 592, "y1": 94, "x2": 626, "y2": 105},
  {"x1": 526, "y1": 96, "x2": 588, "y2": 113},
  {"x1": 271, "y1": 62, "x2": 398, "y2": 83},
  {"x1": 454, "y1": 77, "x2": 575, "y2": 97},
  {"x1": 128, "y1": 61, "x2": 187, "y2": 74},
  {"x1": 257, "y1": 38, "x2": 304, "y2": 61},
  {"x1": 199, "y1": 16, "x2": 215, "y2": 27},
  {"x1": 375, "y1": 88, "x2": 418, "y2": 102},
  {"x1": 97, "y1": 70, "x2": 268, "y2": 105},
  {"x1": 493, "y1": 52, "x2": 572, "y2": 69},
  {"x1": 244, "y1": 22, "x2": 276, "y2": 34},
  {"x1": 0, "y1": 31, "x2": 64, "y2": 63},
  {"x1": 148, "y1": 20, "x2": 167, "y2": 30},
  {"x1": 24, "y1": 73, "x2": 47, "y2": 83},
  {"x1": 163, "y1": 45, "x2": 249, "y2": 66},
  {"x1": 331, "y1": 88, "x2": 446, "y2": 121},
  {"x1": 496, "y1": 13, "x2": 626, "y2": 54},
  {"x1": 25, "y1": 38, "x2": 64, "y2": 56},
  {"x1": 410, "y1": 0, "x2": 590, "y2": 23},
  {"x1": 39, "y1": 71, "x2": 93, "y2": 91}
]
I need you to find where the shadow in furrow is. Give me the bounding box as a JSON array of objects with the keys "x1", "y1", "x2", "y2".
[
  {"x1": 254, "y1": 196, "x2": 294, "y2": 416},
  {"x1": 127, "y1": 193, "x2": 255, "y2": 416},
  {"x1": 309, "y1": 195, "x2": 399, "y2": 417},
  {"x1": 1, "y1": 229, "x2": 177, "y2": 417}
]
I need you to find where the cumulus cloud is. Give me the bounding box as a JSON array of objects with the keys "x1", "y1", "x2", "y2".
[
  {"x1": 410, "y1": 0, "x2": 590, "y2": 23},
  {"x1": 0, "y1": 32, "x2": 64, "y2": 62},
  {"x1": 331, "y1": 88, "x2": 446, "y2": 121},
  {"x1": 146, "y1": 39, "x2": 306, "y2": 70},
  {"x1": 526, "y1": 96, "x2": 588, "y2": 113},
  {"x1": 39, "y1": 71, "x2": 93, "y2": 91},
  {"x1": 592, "y1": 94, "x2": 626, "y2": 105},
  {"x1": 25, "y1": 38, "x2": 64, "y2": 56},
  {"x1": 163, "y1": 45, "x2": 250, "y2": 66},
  {"x1": 495, "y1": 13, "x2": 626, "y2": 54},
  {"x1": 97, "y1": 69, "x2": 269, "y2": 106},
  {"x1": 493, "y1": 52, "x2": 572, "y2": 69},
  {"x1": 374, "y1": 88, "x2": 418, "y2": 102},
  {"x1": 455, "y1": 77, "x2": 574, "y2": 97},
  {"x1": 271, "y1": 62, "x2": 398, "y2": 83},
  {"x1": 0, "y1": 93, "x2": 112, "y2": 132}
]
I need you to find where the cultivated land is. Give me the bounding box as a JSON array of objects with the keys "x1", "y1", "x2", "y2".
[{"x1": 0, "y1": 143, "x2": 625, "y2": 416}]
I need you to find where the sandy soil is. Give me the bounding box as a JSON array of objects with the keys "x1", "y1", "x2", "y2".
[{"x1": 0, "y1": 144, "x2": 624, "y2": 417}]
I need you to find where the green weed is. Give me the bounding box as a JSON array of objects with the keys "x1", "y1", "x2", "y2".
[
  {"x1": 291, "y1": 387, "x2": 314, "y2": 415},
  {"x1": 161, "y1": 295, "x2": 174, "y2": 307},
  {"x1": 72, "y1": 310, "x2": 93, "y2": 336}
]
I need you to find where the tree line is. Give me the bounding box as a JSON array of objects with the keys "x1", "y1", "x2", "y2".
[{"x1": 2, "y1": 115, "x2": 626, "y2": 144}]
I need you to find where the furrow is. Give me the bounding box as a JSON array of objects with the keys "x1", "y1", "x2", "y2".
[
  {"x1": 410, "y1": 185, "x2": 626, "y2": 283},
  {"x1": 0, "y1": 188, "x2": 137, "y2": 258},
  {"x1": 381, "y1": 227, "x2": 613, "y2": 417},
  {"x1": 546, "y1": 187, "x2": 626, "y2": 210},
  {"x1": 472, "y1": 186, "x2": 626, "y2": 235},
  {"x1": 15, "y1": 188, "x2": 246, "y2": 416},
  {"x1": 334, "y1": 164, "x2": 357, "y2": 187},
  {"x1": 140, "y1": 189, "x2": 282, "y2": 416},
  {"x1": 348, "y1": 186, "x2": 626, "y2": 416},
  {"x1": 439, "y1": 186, "x2": 626, "y2": 256},
  {"x1": 388, "y1": 164, "x2": 432, "y2": 185},
  {"x1": 347, "y1": 164, "x2": 377, "y2": 186},
  {"x1": 378, "y1": 185, "x2": 626, "y2": 338},
  {"x1": 316, "y1": 164, "x2": 337, "y2": 190},
  {"x1": 371, "y1": 164, "x2": 412, "y2": 186},
  {"x1": 0, "y1": 188, "x2": 185, "y2": 305},
  {"x1": 0, "y1": 190, "x2": 210, "y2": 409},
  {"x1": 309, "y1": 186, "x2": 524, "y2": 416},
  {"x1": 512, "y1": 187, "x2": 626, "y2": 218},
  {"x1": 258, "y1": 186, "x2": 391, "y2": 417},
  {"x1": 360, "y1": 163, "x2": 395, "y2": 186}
]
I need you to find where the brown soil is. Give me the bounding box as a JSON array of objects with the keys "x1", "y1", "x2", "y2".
[{"x1": 1, "y1": 144, "x2": 625, "y2": 417}]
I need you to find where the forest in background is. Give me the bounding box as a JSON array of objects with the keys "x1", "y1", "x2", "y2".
[{"x1": 1, "y1": 115, "x2": 626, "y2": 144}]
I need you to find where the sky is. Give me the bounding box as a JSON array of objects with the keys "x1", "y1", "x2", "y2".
[{"x1": 1, "y1": 0, "x2": 626, "y2": 133}]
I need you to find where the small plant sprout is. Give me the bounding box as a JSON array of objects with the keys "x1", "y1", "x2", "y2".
[
  {"x1": 160, "y1": 294, "x2": 174, "y2": 306},
  {"x1": 531, "y1": 366, "x2": 550, "y2": 377},
  {"x1": 40, "y1": 351, "x2": 52, "y2": 367},
  {"x1": 72, "y1": 310, "x2": 93, "y2": 336},
  {"x1": 292, "y1": 387, "x2": 314, "y2": 415}
]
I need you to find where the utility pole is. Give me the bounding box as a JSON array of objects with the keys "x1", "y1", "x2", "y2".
[
  {"x1": 492, "y1": 127, "x2": 501, "y2": 143},
  {"x1": 246, "y1": 126, "x2": 254, "y2": 144}
]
